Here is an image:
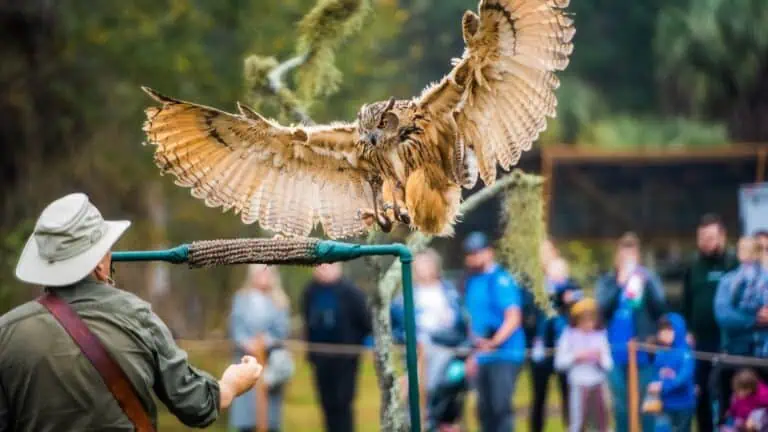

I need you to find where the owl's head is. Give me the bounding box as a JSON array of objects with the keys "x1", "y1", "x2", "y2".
[{"x1": 357, "y1": 97, "x2": 400, "y2": 149}]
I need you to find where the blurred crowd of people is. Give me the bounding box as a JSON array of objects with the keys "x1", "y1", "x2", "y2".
[{"x1": 228, "y1": 214, "x2": 768, "y2": 432}]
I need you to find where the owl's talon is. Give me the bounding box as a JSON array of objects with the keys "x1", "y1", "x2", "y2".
[
  {"x1": 377, "y1": 214, "x2": 393, "y2": 233},
  {"x1": 397, "y1": 209, "x2": 411, "y2": 225}
]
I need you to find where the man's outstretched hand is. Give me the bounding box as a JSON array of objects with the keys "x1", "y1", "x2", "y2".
[{"x1": 219, "y1": 355, "x2": 263, "y2": 410}]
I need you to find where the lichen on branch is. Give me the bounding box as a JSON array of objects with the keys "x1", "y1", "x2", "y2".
[{"x1": 295, "y1": 0, "x2": 372, "y2": 103}]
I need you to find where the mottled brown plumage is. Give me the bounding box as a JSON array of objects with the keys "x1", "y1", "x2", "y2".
[{"x1": 140, "y1": 0, "x2": 574, "y2": 239}]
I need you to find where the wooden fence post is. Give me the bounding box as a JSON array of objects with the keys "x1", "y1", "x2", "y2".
[
  {"x1": 627, "y1": 339, "x2": 640, "y2": 432},
  {"x1": 255, "y1": 337, "x2": 269, "y2": 432},
  {"x1": 417, "y1": 342, "x2": 426, "y2": 430}
]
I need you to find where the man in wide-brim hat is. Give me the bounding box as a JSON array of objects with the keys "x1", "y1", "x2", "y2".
[{"x1": 1, "y1": 192, "x2": 262, "y2": 431}]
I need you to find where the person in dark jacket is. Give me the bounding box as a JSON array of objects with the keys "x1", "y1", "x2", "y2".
[
  {"x1": 529, "y1": 257, "x2": 583, "y2": 432},
  {"x1": 596, "y1": 232, "x2": 666, "y2": 432},
  {"x1": 682, "y1": 213, "x2": 739, "y2": 432},
  {"x1": 646, "y1": 313, "x2": 696, "y2": 432},
  {"x1": 302, "y1": 263, "x2": 372, "y2": 432}
]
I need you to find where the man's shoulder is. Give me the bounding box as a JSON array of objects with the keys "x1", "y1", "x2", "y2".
[
  {"x1": 491, "y1": 266, "x2": 518, "y2": 288},
  {"x1": 0, "y1": 300, "x2": 45, "y2": 329},
  {"x1": 92, "y1": 283, "x2": 152, "y2": 312}
]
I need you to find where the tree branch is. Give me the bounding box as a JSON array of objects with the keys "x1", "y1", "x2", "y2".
[{"x1": 244, "y1": 54, "x2": 314, "y2": 125}]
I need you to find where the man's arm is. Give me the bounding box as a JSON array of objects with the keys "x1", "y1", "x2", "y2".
[
  {"x1": 489, "y1": 306, "x2": 522, "y2": 348},
  {"x1": 488, "y1": 273, "x2": 522, "y2": 348},
  {"x1": 646, "y1": 271, "x2": 667, "y2": 320},
  {"x1": 714, "y1": 276, "x2": 756, "y2": 330},
  {"x1": 145, "y1": 309, "x2": 222, "y2": 428},
  {"x1": 660, "y1": 352, "x2": 695, "y2": 395},
  {"x1": 595, "y1": 275, "x2": 620, "y2": 321},
  {"x1": 0, "y1": 380, "x2": 8, "y2": 432},
  {"x1": 681, "y1": 266, "x2": 693, "y2": 323},
  {"x1": 349, "y1": 282, "x2": 373, "y2": 338}
]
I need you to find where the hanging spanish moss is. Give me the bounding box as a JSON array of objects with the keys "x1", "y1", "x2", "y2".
[
  {"x1": 498, "y1": 170, "x2": 548, "y2": 309},
  {"x1": 295, "y1": 0, "x2": 371, "y2": 103}
]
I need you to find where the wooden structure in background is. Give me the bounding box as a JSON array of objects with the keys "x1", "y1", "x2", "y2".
[
  {"x1": 437, "y1": 144, "x2": 767, "y2": 269},
  {"x1": 541, "y1": 144, "x2": 767, "y2": 242}
]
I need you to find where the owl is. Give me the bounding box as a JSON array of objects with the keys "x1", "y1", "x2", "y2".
[{"x1": 141, "y1": 0, "x2": 574, "y2": 239}]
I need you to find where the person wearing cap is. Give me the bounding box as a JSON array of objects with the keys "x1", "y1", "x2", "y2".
[
  {"x1": 596, "y1": 231, "x2": 667, "y2": 432},
  {"x1": 462, "y1": 231, "x2": 525, "y2": 432},
  {"x1": 0, "y1": 193, "x2": 263, "y2": 431}
]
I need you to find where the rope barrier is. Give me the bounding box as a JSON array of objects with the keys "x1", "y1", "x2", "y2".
[
  {"x1": 176, "y1": 337, "x2": 768, "y2": 368},
  {"x1": 177, "y1": 337, "x2": 768, "y2": 432}
]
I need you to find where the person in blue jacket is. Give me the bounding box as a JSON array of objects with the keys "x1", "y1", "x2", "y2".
[
  {"x1": 596, "y1": 232, "x2": 666, "y2": 432},
  {"x1": 645, "y1": 313, "x2": 696, "y2": 432},
  {"x1": 462, "y1": 232, "x2": 526, "y2": 432},
  {"x1": 713, "y1": 236, "x2": 768, "y2": 424}
]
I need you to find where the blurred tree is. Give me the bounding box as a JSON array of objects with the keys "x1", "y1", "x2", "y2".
[
  {"x1": 0, "y1": 0, "x2": 405, "y2": 319},
  {"x1": 655, "y1": 0, "x2": 768, "y2": 141},
  {"x1": 577, "y1": 116, "x2": 728, "y2": 149}
]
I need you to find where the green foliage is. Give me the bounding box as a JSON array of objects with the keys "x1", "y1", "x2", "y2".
[
  {"x1": 577, "y1": 116, "x2": 729, "y2": 149},
  {"x1": 556, "y1": 241, "x2": 612, "y2": 294},
  {"x1": 0, "y1": 221, "x2": 34, "y2": 314},
  {"x1": 655, "y1": 0, "x2": 768, "y2": 115},
  {"x1": 547, "y1": 77, "x2": 610, "y2": 144},
  {"x1": 296, "y1": 0, "x2": 372, "y2": 103},
  {"x1": 498, "y1": 174, "x2": 547, "y2": 307}
]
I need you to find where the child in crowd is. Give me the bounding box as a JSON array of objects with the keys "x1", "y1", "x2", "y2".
[
  {"x1": 555, "y1": 298, "x2": 612, "y2": 432},
  {"x1": 721, "y1": 369, "x2": 768, "y2": 432},
  {"x1": 644, "y1": 313, "x2": 696, "y2": 432}
]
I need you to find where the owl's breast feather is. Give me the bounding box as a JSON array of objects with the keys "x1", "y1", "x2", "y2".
[{"x1": 386, "y1": 148, "x2": 407, "y2": 182}]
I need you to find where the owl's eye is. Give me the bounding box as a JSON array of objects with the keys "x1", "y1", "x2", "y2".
[{"x1": 379, "y1": 118, "x2": 388, "y2": 128}]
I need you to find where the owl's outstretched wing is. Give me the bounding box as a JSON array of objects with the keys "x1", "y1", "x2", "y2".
[
  {"x1": 141, "y1": 87, "x2": 374, "y2": 239},
  {"x1": 417, "y1": 0, "x2": 574, "y2": 185}
]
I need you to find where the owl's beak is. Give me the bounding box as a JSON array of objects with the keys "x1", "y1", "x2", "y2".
[{"x1": 364, "y1": 131, "x2": 380, "y2": 147}]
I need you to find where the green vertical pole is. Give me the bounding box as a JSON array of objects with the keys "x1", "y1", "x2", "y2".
[{"x1": 400, "y1": 256, "x2": 421, "y2": 431}]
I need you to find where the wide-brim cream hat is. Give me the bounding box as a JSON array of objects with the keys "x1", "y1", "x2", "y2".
[{"x1": 15, "y1": 193, "x2": 131, "y2": 287}]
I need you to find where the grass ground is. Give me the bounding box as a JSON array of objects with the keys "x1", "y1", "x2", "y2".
[{"x1": 158, "y1": 345, "x2": 566, "y2": 432}]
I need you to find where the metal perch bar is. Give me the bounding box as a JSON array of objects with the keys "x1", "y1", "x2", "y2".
[{"x1": 113, "y1": 238, "x2": 421, "y2": 432}]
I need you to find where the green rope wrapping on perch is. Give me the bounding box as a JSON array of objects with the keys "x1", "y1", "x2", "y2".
[{"x1": 112, "y1": 238, "x2": 421, "y2": 432}]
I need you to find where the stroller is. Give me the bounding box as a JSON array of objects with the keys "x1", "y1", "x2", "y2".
[{"x1": 424, "y1": 340, "x2": 473, "y2": 432}]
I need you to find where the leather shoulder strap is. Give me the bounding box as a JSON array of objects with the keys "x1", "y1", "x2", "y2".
[{"x1": 37, "y1": 292, "x2": 156, "y2": 432}]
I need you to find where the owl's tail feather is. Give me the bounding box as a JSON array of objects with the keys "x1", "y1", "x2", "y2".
[{"x1": 405, "y1": 167, "x2": 460, "y2": 237}]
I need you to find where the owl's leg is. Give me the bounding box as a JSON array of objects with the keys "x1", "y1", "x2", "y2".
[
  {"x1": 382, "y1": 180, "x2": 411, "y2": 225},
  {"x1": 358, "y1": 177, "x2": 393, "y2": 233}
]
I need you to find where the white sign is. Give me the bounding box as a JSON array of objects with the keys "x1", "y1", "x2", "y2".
[{"x1": 739, "y1": 182, "x2": 768, "y2": 235}]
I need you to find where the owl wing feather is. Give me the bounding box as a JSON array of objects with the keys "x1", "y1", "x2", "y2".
[
  {"x1": 417, "y1": 0, "x2": 574, "y2": 186},
  {"x1": 141, "y1": 87, "x2": 373, "y2": 239}
]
